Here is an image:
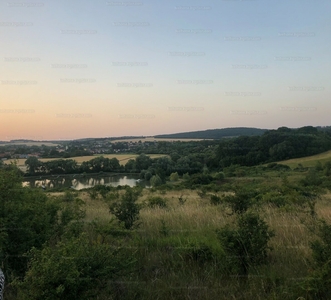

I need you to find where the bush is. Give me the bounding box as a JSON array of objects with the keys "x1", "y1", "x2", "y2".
[
  {"x1": 300, "y1": 168, "x2": 323, "y2": 187},
  {"x1": 169, "y1": 172, "x2": 179, "y2": 182},
  {"x1": 183, "y1": 173, "x2": 190, "y2": 180},
  {"x1": 217, "y1": 212, "x2": 274, "y2": 276},
  {"x1": 186, "y1": 242, "x2": 214, "y2": 264},
  {"x1": 214, "y1": 172, "x2": 225, "y2": 180},
  {"x1": 0, "y1": 167, "x2": 61, "y2": 277},
  {"x1": 301, "y1": 219, "x2": 331, "y2": 298},
  {"x1": 159, "y1": 219, "x2": 170, "y2": 237},
  {"x1": 109, "y1": 188, "x2": 141, "y2": 230},
  {"x1": 150, "y1": 175, "x2": 162, "y2": 187},
  {"x1": 210, "y1": 194, "x2": 222, "y2": 205},
  {"x1": 223, "y1": 188, "x2": 259, "y2": 214},
  {"x1": 87, "y1": 188, "x2": 98, "y2": 200},
  {"x1": 264, "y1": 193, "x2": 289, "y2": 208},
  {"x1": 16, "y1": 234, "x2": 135, "y2": 300},
  {"x1": 324, "y1": 161, "x2": 331, "y2": 176},
  {"x1": 178, "y1": 194, "x2": 187, "y2": 205},
  {"x1": 147, "y1": 196, "x2": 167, "y2": 208},
  {"x1": 189, "y1": 173, "x2": 213, "y2": 185}
]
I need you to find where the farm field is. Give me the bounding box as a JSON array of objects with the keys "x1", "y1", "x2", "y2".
[
  {"x1": 4, "y1": 153, "x2": 167, "y2": 171},
  {"x1": 278, "y1": 150, "x2": 331, "y2": 168}
]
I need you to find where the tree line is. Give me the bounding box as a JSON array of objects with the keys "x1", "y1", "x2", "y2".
[{"x1": 24, "y1": 126, "x2": 331, "y2": 178}]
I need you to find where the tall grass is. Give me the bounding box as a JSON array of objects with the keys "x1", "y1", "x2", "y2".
[{"x1": 53, "y1": 174, "x2": 331, "y2": 299}]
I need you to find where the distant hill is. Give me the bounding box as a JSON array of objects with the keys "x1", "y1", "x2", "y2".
[{"x1": 155, "y1": 127, "x2": 268, "y2": 139}]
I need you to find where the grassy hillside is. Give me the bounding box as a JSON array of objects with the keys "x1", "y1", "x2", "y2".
[{"x1": 278, "y1": 150, "x2": 331, "y2": 168}]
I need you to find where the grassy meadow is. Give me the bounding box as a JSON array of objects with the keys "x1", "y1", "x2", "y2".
[
  {"x1": 278, "y1": 150, "x2": 331, "y2": 168},
  {"x1": 43, "y1": 166, "x2": 331, "y2": 299}
]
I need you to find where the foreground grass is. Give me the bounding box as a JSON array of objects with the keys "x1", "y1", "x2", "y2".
[{"x1": 58, "y1": 176, "x2": 331, "y2": 299}]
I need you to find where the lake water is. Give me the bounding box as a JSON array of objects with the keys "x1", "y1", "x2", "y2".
[{"x1": 23, "y1": 174, "x2": 150, "y2": 190}]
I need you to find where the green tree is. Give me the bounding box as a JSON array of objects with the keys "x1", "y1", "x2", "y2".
[
  {"x1": 144, "y1": 171, "x2": 153, "y2": 181},
  {"x1": 0, "y1": 166, "x2": 60, "y2": 276},
  {"x1": 25, "y1": 156, "x2": 42, "y2": 175},
  {"x1": 135, "y1": 154, "x2": 152, "y2": 171},
  {"x1": 150, "y1": 174, "x2": 162, "y2": 187}
]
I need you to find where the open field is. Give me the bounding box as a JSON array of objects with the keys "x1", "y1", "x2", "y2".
[
  {"x1": 110, "y1": 137, "x2": 211, "y2": 143},
  {"x1": 47, "y1": 180, "x2": 331, "y2": 299},
  {"x1": 4, "y1": 153, "x2": 167, "y2": 171},
  {"x1": 278, "y1": 150, "x2": 331, "y2": 168},
  {"x1": 6, "y1": 161, "x2": 331, "y2": 299}
]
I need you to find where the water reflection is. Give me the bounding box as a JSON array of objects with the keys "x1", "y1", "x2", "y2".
[{"x1": 23, "y1": 174, "x2": 149, "y2": 190}]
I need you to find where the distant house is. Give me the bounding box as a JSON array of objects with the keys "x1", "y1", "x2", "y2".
[{"x1": 28, "y1": 153, "x2": 41, "y2": 158}]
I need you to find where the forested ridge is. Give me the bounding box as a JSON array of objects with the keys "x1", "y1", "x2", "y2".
[{"x1": 155, "y1": 127, "x2": 267, "y2": 139}]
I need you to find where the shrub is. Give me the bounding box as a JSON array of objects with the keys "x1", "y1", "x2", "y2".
[
  {"x1": 147, "y1": 196, "x2": 167, "y2": 208},
  {"x1": 214, "y1": 172, "x2": 225, "y2": 180},
  {"x1": 300, "y1": 168, "x2": 323, "y2": 187},
  {"x1": 150, "y1": 175, "x2": 162, "y2": 187},
  {"x1": 159, "y1": 219, "x2": 170, "y2": 237},
  {"x1": 109, "y1": 188, "x2": 141, "y2": 230},
  {"x1": 189, "y1": 174, "x2": 213, "y2": 185},
  {"x1": 178, "y1": 194, "x2": 187, "y2": 205},
  {"x1": 264, "y1": 193, "x2": 289, "y2": 208},
  {"x1": 223, "y1": 188, "x2": 259, "y2": 214},
  {"x1": 324, "y1": 161, "x2": 331, "y2": 176},
  {"x1": 301, "y1": 220, "x2": 331, "y2": 298},
  {"x1": 0, "y1": 167, "x2": 61, "y2": 276},
  {"x1": 16, "y1": 234, "x2": 136, "y2": 300},
  {"x1": 186, "y1": 242, "x2": 214, "y2": 264},
  {"x1": 169, "y1": 172, "x2": 179, "y2": 181},
  {"x1": 87, "y1": 188, "x2": 98, "y2": 200},
  {"x1": 183, "y1": 172, "x2": 190, "y2": 180},
  {"x1": 197, "y1": 190, "x2": 206, "y2": 199},
  {"x1": 210, "y1": 194, "x2": 222, "y2": 205},
  {"x1": 217, "y1": 212, "x2": 274, "y2": 276}
]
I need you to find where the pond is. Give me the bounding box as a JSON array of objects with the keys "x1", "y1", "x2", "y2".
[{"x1": 22, "y1": 174, "x2": 150, "y2": 190}]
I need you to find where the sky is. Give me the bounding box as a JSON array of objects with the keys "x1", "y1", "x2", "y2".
[{"x1": 0, "y1": 0, "x2": 330, "y2": 140}]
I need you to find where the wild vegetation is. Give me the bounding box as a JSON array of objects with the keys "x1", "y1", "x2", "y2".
[{"x1": 1, "y1": 126, "x2": 331, "y2": 299}]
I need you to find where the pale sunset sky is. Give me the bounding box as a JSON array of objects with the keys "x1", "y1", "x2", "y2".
[{"x1": 0, "y1": 0, "x2": 330, "y2": 140}]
